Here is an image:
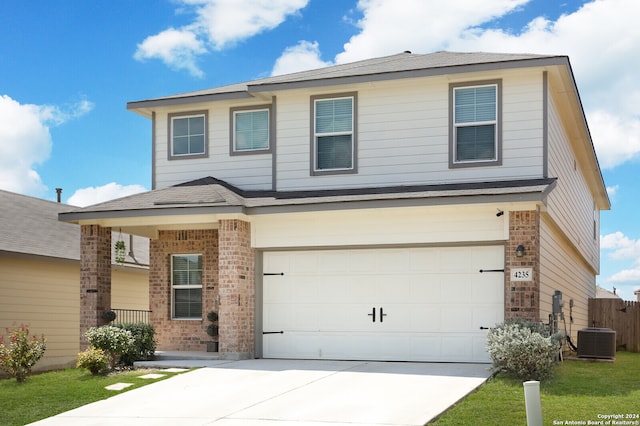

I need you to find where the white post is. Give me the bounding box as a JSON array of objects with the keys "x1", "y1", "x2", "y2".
[{"x1": 523, "y1": 381, "x2": 543, "y2": 426}]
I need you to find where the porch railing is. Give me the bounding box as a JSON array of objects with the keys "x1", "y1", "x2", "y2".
[{"x1": 110, "y1": 309, "x2": 152, "y2": 325}]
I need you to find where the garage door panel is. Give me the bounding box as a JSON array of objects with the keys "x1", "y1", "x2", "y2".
[
  {"x1": 410, "y1": 336, "x2": 444, "y2": 360},
  {"x1": 263, "y1": 246, "x2": 503, "y2": 363},
  {"x1": 446, "y1": 276, "x2": 473, "y2": 302},
  {"x1": 473, "y1": 306, "x2": 503, "y2": 329},
  {"x1": 472, "y1": 274, "x2": 503, "y2": 302},
  {"x1": 409, "y1": 249, "x2": 441, "y2": 271},
  {"x1": 410, "y1": 276, "x2": 442, "y2": 301},
  {"x1": 441, "y1": 306, "x2": 473, "y2": 332},
  {"x1": 440, "y1": 336, "x2": 474, "y2": 361}
]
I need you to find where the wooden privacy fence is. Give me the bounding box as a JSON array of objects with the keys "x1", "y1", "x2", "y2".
[{"x1": 588, "y1": 298, "x2": 640, "y2": 352}]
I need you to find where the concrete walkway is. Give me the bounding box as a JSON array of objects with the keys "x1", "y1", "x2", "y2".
[{"x1": 29, "y1": 358, "x2": 492, "y2": 426}]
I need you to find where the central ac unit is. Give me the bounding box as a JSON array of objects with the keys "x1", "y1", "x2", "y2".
[{"x1": 577, "y1": 328, "x2": 616, "y2": 359}]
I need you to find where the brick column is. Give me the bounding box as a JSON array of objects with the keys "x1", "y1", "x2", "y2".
[
  {"x1": 80, "y1": 225, "x2": 112, "y2": 350},
  {"x1": 505, "y1": 210, "x2": 540, "y2": 322},
  {"x1": 218, "y1": 219, "x2": 254, "y2": 359}
]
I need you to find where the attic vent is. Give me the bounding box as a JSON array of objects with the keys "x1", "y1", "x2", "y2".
[{"x1": 577, "y1": 328, "x2": 616, "y2": 359}]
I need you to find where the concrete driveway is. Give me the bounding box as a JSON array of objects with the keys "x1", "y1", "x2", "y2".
[{"x1": 30, "y1": 359, "x2": 492, "y2": 426}]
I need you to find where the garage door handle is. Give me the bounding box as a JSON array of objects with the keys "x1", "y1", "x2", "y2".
[
  {"x1": 479, "y1": 326, "x2": 490, "y2": 330},
  {"x1": 380, "y1": 307, "x2": 387, "y2": 323},
  {"x1": 263, "y1": 331, "x2": 284, "y2": 334},
  {"x1": 367, "y1": 307, "x2": 376, "y2": 322}
]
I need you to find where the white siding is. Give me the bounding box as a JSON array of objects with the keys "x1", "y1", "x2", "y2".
[
  {"x1": 546, "y1": 93, "x2": 600, "y2": 272},
  {"x1": 151, "y1": 69, "x2": 545, "y2": 191},
  {"x1": 275, "y1": 70, "x2": 544, "y2": 191},
  {"x1": 154, "y1": 101, "x2": 273, "y2": 190},
  {"x1": 252, "y1": 204, "x2": 510, "y2": 249}
]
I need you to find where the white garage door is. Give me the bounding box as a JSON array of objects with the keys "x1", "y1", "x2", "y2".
[{"x1": 262, "y1": 246, "x2": 504, "y2": 363}]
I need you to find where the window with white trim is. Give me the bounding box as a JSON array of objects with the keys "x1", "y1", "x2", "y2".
[
  {"x1": 450, "y1": 81, "x2": 501, "y2": 166},
  {"x1": 312, "y1": 94, "x2": 356, "y2": 174},
  {"x1": 168, "y1": 111, "x2": 208, "y2": 159},
  {"x1": 231, "y1": 107, "x2": 270, "y2": 153},
  {"x1": 171, "y1": 254, "x2": 202, "y2": 319}
]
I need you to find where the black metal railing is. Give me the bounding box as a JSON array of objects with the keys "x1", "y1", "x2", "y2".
[{"x1": 109, "y1": 309, "x2": 152, "y2": 325}]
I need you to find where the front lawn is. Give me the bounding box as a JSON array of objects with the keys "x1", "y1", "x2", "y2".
[
  {"x1": 0, "y1": 368, "x2": 187, "y2": 426},
  {"x1": 431, "y1": 351, "x2": 640, "y2": 425}
]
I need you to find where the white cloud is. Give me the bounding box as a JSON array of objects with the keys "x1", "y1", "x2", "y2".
[
  {"x1": 191, "y1": 0, "x2": 309, "y2": 49},
  {"x1": 67, "y1": 182, "x2": 147, "y2": 207},
  {"x1": 335, "y1": 0, "x2": 530, "y2": 64},
  {"x1": 601, "y1": 232, "x2": 640, "y2": 259},
  {"x1": 134, "y1": 28, "x2": 207, "y2": 78},
  {"x1": 0, "y1": 95, "x2": 93, "y2": 196},
  {"x1": 606, "y1": 185, "x2": 619, "y2": 198},
  {"x1": 271, "y1": 41, "x2": 332, "y2": 76},
  {"x1": 134, "y1": 0, "x2": 309, "y2": 77},
  {"x1": 587, "y1": 111, "x2": 640, "y2": 169},
  {"x1": 600, "y1": 231, "x2": 640, "y2": 299}
]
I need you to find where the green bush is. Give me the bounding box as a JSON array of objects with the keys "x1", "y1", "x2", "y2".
[
  {"x1": 114, "y1": 323, "x2": 156, "y2": 366},
  {"x1": 0, "y1": 325, "x2": 46, "y2": 383},
  {"x1": 84, "y1": 325, "x2": 134, "y2": 368},
  {"x1": 487, "y1": 320, "x2": 559, "y2": 381},
  {"x1": 76, "y1": 347, "x2": 109, "y2": 375}
]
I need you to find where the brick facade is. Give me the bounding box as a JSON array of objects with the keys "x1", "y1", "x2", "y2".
[
  {"x1": 148, "y1": 223, "x2": 254, "y2": 357},
  {"x1": 218, "y1": 220, "x2": 255, "y2": 358},
  {"x1": 80, "y1": 225, "x2": 112, "y2": 350},
  {"x1": 149, "y1": 229, "x2": 219, "y2": 351},
  {"x1": 505, "y1": 210, "x2": 540, "y2": 322}
]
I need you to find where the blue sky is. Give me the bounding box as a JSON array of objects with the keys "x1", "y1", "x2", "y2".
[{"x1": 1, "y1": 0, "x2": 639, "y2": 299}]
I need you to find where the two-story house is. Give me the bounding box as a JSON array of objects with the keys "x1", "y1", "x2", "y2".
[{"x1": 60, "y1": 51, "x2": 609, "y2": 362}]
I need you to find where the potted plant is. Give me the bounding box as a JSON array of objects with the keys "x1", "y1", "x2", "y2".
[
  {"x1": 114, "y1": 240, "x2": 126, "y2": 266},
  {"x1": 206, "y1": 311, "x2": 219, "y2": 352}
]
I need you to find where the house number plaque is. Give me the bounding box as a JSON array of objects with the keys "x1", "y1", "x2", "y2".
[{"x1": 511, "y1": 268, "x2": 533, "y2": 281}]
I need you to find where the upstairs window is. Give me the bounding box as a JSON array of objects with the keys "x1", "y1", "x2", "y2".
[
  {"x1": 168, "y1": 111, "x2": 208, "y2": 159},
  {"x1": 171, "y1": 254, "x2": 202, "y2": 319},
  {"x1": 230, "y1": 105, "x2": 271, "y2": 154},
  {"x1": 312, "y1": 93, "x2": 357, "y2": 175},
  {"x1": 450, "y1": 81, "x2": 501, "y2": 167}
]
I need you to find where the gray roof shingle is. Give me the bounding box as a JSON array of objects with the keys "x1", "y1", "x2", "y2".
[
  {"x1": 127, "y1": 51, "x2": 565, "y2": 109},
  {"x1": 1, "y1": 189, "x2": 149, "y2": 265},
  {"x1": 59, "y1": 177, "x2": 557, "y2": 221}
]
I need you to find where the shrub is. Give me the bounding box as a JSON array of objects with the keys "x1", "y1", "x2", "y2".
[
  {"x1": 84, "y1": 325, "x2": 134, "y2": 368},
  {"x1": 0, "y1": 325, "x2": 46, "y2": 383},
  {"x1": 487, "y1": 320, "x2": 559, "y2": 381},
  {"x1": 77, "y1": 347, "x2": 109, "y2": 375},
  {"x1": 114, "y1": 323, "x2": 156, "y2": 366}
]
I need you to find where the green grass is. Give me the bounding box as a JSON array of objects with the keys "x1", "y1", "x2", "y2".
[
  {"x1": 0, "y1": 368, "x2": 188, "y2": 426},
  {"x1": 431, "y1": 351, "x2": 640, "y2": 425}
]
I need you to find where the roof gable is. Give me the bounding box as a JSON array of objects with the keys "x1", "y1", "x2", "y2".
[{"x1": 127, "y1": 51, "x2": 566, "y2": 111}]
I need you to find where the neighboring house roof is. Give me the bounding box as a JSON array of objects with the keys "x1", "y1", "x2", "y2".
[
  {"x1": 595, "y1": 285, "x2": 622, "y2": 299},
  {"x1": 0, "y1": 189, "x2": 149, "y2": 266},
  {"x1": 60, "y1": 176, "x2": 557, "y2": 223},
  {"x1": 127, "y1": 51, "x2": 565, "y2": 111}
]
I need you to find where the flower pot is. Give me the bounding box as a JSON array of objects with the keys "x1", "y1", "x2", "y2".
[{"x1": 206, "y1": 341, "x2": 219, "y2": 352}]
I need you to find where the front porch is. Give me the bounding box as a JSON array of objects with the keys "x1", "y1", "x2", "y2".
[{"x1": 77, "y1": 219, "x2": 255, "y2": 360}]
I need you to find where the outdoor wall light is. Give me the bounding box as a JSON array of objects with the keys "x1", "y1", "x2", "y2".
[{"x1": 516, "y1": 245, "x2": 526, "y2": 257}]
